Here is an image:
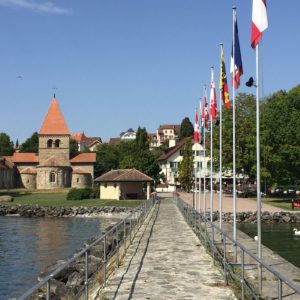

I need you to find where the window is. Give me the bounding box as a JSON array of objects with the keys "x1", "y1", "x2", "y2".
[
  {"x1": 76, "y1": 178, "x2": 79, "y2": 183},
  {"x1": 104, "y1": 184, "x2": 107, "y2": 188},
  {"x1": 49, "y1": 172, "x2": 55, "y2": 182},
  {"x1": 114, "y1": 184, "x2": 117, "y2": 188},
  {"x1": 47, "y1": 139, "x2": 53, "y2": 148},
  {"x1": 55, "y1": 139, "x2": 60, "y2": 148}
]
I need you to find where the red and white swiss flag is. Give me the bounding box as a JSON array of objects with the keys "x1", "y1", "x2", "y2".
[{"x1": 251, "y1": 0, "x2": 268, "y2": 49}]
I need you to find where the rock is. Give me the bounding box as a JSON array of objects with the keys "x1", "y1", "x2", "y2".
[
  {"x1": 0, "y1": 195, "x2": 14, "y2": 202},
  {"x1": 66, "y1": 271, "x2": 83, "y2": 287},
  {"x1": 282, "y1": 215, "x2": 291, "y2": 223}
]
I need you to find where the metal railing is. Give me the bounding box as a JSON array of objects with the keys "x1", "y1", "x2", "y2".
[
  {"x1": 175, "y1": 194, "x2": 300, "y2": 300},
  {"x1": 18, "y1": 194, "x2": 156, "y2": 300}
]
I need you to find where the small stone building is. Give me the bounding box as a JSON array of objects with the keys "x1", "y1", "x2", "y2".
[
  {"x1": 95, "y1": 169, "x2": 153, "y2": 200},
  {"x1": 2, "y1": 96, "x2": 96, "y2": 189}
]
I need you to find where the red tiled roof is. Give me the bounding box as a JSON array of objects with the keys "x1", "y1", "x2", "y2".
[
  {"x1": 70, "y1": 153, "x2": 96, "y2": 163},
  {"x1": 95, "y1": 168, "x2": 153, "y2": 182},
  {"x1": 20, "y1": 167, "x2": 37, "y2": 174},
  {"x1": 71, "y1": 132, "x2": 88, "y2": 142},
  {"x1": 38, "y1": 156, "x2": 70, "y2": 167},
  {"x1": 7, "y1": 153, "x2": 39, "y2": 163},
  {"x1": 39, "y1": 97, "x2": 69, "y2": 135},
  {"x1": 158, "y1": 124, "x2": 181, "y2": 135},
  {"x1": 157, "y1": 138, "x2": 187, "y2": 161},
  {"x1": 108, "y1": 138, "x2": 121, "y2": 145},
  {"x1": 72, "y1": 168, "x2": 91, "y2": 174}
]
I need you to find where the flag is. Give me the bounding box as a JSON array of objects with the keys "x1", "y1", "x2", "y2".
[
  {"x1": 194, "y1": 110, "x2": 200, "y2": 143},
  {"x1": 251, "y1": 0, "x2": 268, "y2": 49},
  {"x1": 219, "y1": 45, "x2": 231, "y2": 109},
  {"x1": 230, "y1": 12, "x2": 243, "y2": 89},
  {"x1": 202, "y1": 88, "x2": 209, "y2": 129},
  {"x1": 209, "y1": 68, "x2": 217, "y2": 121}
]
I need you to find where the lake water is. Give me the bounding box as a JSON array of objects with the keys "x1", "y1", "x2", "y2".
[
  {"x1": 0, "y1": 216, "x2": 116, "y2": 299},
  {"x1": 238, "y1": 223, "x2": 300, "y2": 268}
]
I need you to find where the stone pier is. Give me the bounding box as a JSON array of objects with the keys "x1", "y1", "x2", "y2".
[{"x1": 97, "y1": 195, "x2": 236, "y2": 299}]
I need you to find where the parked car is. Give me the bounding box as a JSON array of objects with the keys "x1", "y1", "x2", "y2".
[
  {"x1": 274, "y1": 187, "x2": 284, "y2": 196},
  {"x1": 287, "y1": 186, "x2": 296, "y2": 195}
]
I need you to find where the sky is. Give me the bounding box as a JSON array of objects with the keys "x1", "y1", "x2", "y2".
[{"x1": 0, "y1": 0, "x2": 299, "y2": 144}]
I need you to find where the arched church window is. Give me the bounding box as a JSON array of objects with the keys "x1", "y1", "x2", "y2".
[
  {"x1": 47, "y1": 139, "x2": 53, "y2": 148},
  {"x1": 55, "y1": 139, "x2": 60, "y2": 148},
  {"x1": 50, "y1": 172, "x2": 56, "y2": 183}
]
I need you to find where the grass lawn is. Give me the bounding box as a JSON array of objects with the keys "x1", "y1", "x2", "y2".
[
  {"x1": 263, "y1": 197, "x2": 299, "y2": 211},
  {"x1": 0, "y1": 190, "x2": 144, "y2": 208}
]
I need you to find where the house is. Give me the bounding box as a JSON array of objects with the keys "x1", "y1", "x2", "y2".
[
  {"x1": 157, "y1": 138, "x2": 210, "y2": 191},
  {"x1": 71, "y1": 132, "x2": 102, "y2": 152},
  {"x1": 156, "y1": 124, "x2": 181, "y2": 146},
  {"x1": 2, "y1": 96, "x2": 96, "y2": 189},
  {"x1": 95, "y1": 168, "x2": 153, "y2": 200},
  {"x1": 120, "y1": 128, "x2": 136, "y2": 141},
  {"x1": 0, "y1": 158, "x2": 16, "y2": 189}
]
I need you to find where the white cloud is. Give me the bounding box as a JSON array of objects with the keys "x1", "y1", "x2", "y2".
[{"x1": 0, "y1": 0, "x2": 71, "y2": 14}]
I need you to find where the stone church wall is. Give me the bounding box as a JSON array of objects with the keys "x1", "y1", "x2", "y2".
[{"x1": 37, "y1": 167, "x2": 71, "y2": 189}]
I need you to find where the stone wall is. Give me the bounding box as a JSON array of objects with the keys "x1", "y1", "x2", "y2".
[
  {"x1": 71, "y1": 173, "x2": 92, "y2": 188},
  {"x1": 37, "y1": 166, "x2": 71, "y2": 189},
  {"x1": 39, "y1": 135, "x2": 70, "y2": 166},
  {"x1": 20, "y1": 173, "x2": 37, "y2": 189}
]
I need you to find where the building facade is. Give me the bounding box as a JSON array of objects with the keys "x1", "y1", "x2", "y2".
[{"x1": 2, "y1": 96, "x2": 96, "y2": 190}]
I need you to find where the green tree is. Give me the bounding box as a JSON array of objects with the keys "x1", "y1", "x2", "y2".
[
  {"x1": 212, "y1": 93, "x2": 256, "y2": 181},
  {"x1": 0, "y1": 132, "x2": 14, "y2": 156},
  {"x1": 178, "y1": 138, "x2": 193, "y2": 192},
  {"x1": 20, "y1": 132, "x2": 39, "y2": 153},
  {"x1": 179, "y1": 117, "x2": 193, "y2": 140},
  {"x1": 94, "y1": 143, "x2": 119, "y2": 178},
  {"x1": 120, "y1": 127, "x2": 161, "y2": 182},
  {"x1": 70, "y1": 138, "x2": 79, "y2": 158},
  {"x1": 262, "y1": 86, "x2": 300, "y2": 186}
]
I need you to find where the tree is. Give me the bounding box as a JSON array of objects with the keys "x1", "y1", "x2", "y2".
[
  {"x1": 20, "y1": 132, "x2": 39, "y2": 153},
  {"x1": 178, "y1": 138, "x2": 193, "y2": 192},
  {"x1": 212, "y1": 93, "x2": 257, "y2": 181},
  {"x1": 70, "y1": 138, "x2": 79, "y2": 158},
  {"x1": 0, "y1": 132, "x2": 14, "y2": 156},
  {"x1": 179, "y1": 117, "x2": 194, "y2": 140},
  {"x1": 94, "y1": 143, "x2": 119, "y2": 178},
  {"x1": 120, "y1": 127, "x2": 161, "y2": 182}
]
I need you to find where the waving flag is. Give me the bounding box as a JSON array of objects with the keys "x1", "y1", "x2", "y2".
[
  {"x1": 251, "y1": 0, "x2": 268, "y2": 49},
  {"x1": 230, "y1": 12, "x2": 243, "y2": 89},
  {"x1": 194, "y1": 110, "x2": 200, "y2": 143},
  {"x1": 202, "y1": 88, "x2": 209, "y2": 129},
  {"x1": 220, "y1": 45, "x2": 231, "y2": 109},
  {"x1": 209, "y1": 68, "x2": 217, "y2": 121}
]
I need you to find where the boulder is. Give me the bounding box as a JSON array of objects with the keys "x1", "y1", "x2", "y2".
[{"x1": 0, "y1": 195, "x2": 14, "y2": 202}]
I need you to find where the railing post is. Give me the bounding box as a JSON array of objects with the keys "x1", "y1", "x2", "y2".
[
  {"x1": 130, "y1": 218, "x2": 132, "y2": 244},
  {"x1": 124, "y1": 219, "x2": 126, "y2": 250},
  {"x1": 116, "y1": 226, "x2": 119, "y2": 267},
  {"x1": 85, "y1": 250, "x2": 89, "y2": 299},
  {"x1": 241, "y1": 249, "x2": 244, "y2": 300},
  {"x1": 46, "y1": 279, "x2": 50, "y2": 300},
  {"x1": 278, "y1": 278, "x2": 282, "y2": 300},
  {"x1": 103, "y1": 235, "x2": 107, "y2": 287},
  {"x1": 223, "y1": 235, "x2": 227, "y2": 285}
]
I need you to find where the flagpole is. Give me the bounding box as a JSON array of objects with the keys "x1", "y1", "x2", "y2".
[
  {"x1": 203, "y1": 87, "x2": 207, "y2": 219},
  {"x1": 232, "y1": 6, "x2": 237, "y2": 247},
  {"x1": 194, "y1": 108, "x2": 197, "y2": 209},
  {"x1": 199, "y1": 101, "x2": 202, "y2": 213},
  {"x1": 219, "y1": 44, "x2": 223, "y2": 231},
  {"x1": 210, "y1": 69, "x2": 214, "y2": 227},
  {"x1": 256, "y1": 43, "x2": 262, "y2": 292}
]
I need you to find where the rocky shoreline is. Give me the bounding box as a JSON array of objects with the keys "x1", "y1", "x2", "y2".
[
  {"x1": 0, "y1": 204, "x2": 134, "y2": 218},
  {"x1": 1, "y1": 205, "x2": 300, "y2": 223}
]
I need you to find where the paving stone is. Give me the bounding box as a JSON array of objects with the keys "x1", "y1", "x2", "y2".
[{"x1": 97, "y1": 196, "x2": 236, "y2": 300}]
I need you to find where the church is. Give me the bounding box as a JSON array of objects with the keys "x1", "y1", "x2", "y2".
[{"x1": 2, "y1": 96, "x2": 96, "y2": 189}]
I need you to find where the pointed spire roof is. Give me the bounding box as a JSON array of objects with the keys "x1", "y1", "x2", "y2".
[{"x1": 39, "y1": 96, "x2": 69, "y2": 135}]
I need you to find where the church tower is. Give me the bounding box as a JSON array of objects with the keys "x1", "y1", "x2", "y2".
[{"x1": 36, "y1": 96, "x2": 71, "y2": 189}]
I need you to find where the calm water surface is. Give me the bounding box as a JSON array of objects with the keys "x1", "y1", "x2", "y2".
[
  {"x1": 238, "y1": 223, "x2": 300, "y2": 268},
  {"x1": 0, "y1": 216, "x2": 115, "y2": 299}
]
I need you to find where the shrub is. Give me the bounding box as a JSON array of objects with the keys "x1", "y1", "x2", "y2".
[{"x1": 66, "y1": 188, "x2": 94, "y2": 200}]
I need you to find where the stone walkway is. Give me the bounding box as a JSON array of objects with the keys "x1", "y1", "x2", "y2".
[{"x1": 99, "y1": 196, "x2": 236, "y2": 300}]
